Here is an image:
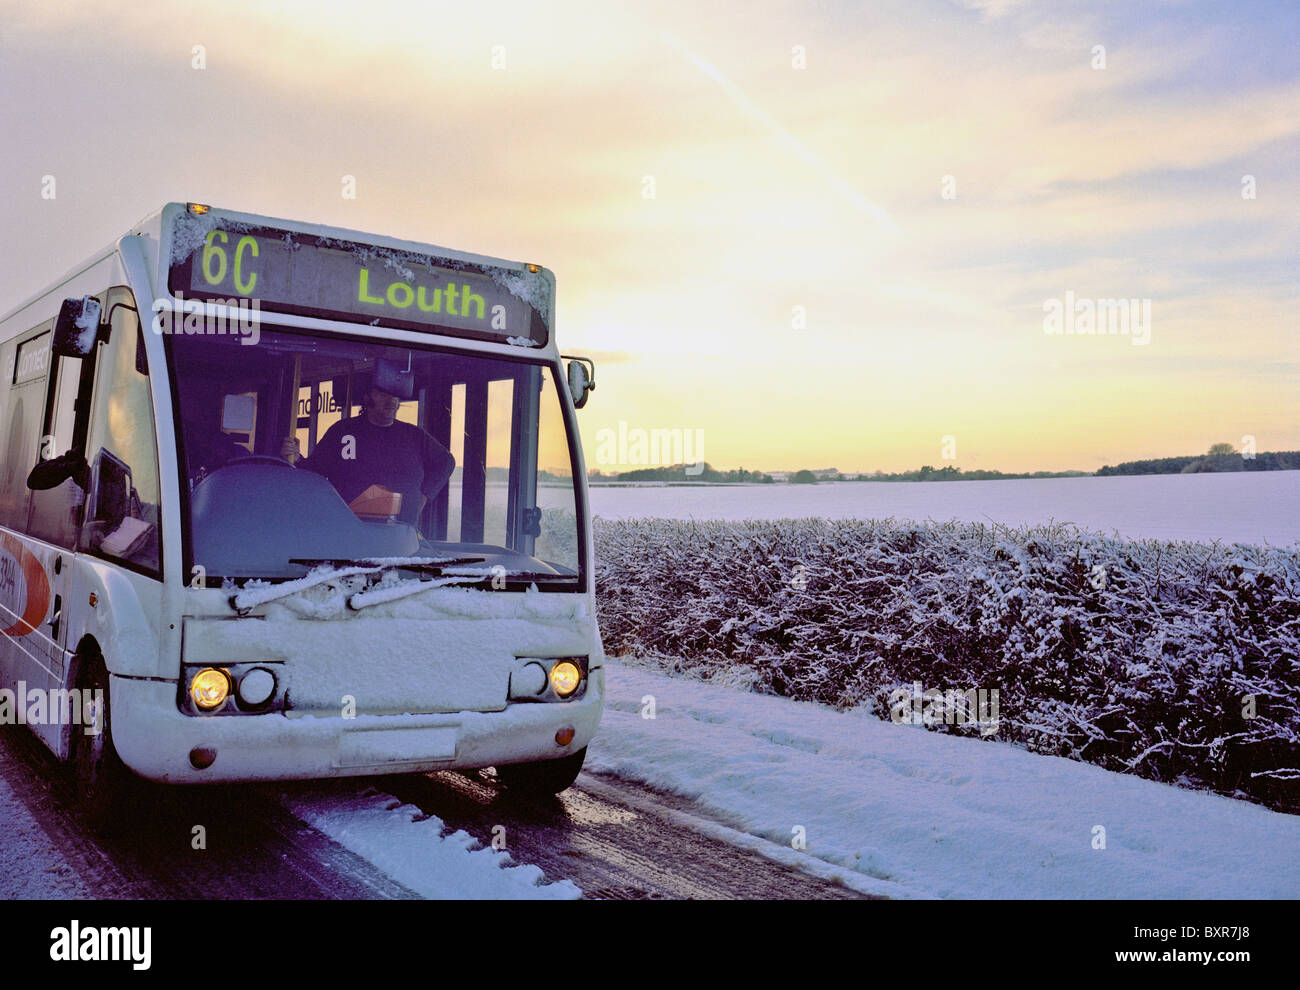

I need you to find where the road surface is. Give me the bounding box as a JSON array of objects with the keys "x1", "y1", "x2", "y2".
[{"x1": 0, "y1": 725, "x2": 867, "y2": 900}]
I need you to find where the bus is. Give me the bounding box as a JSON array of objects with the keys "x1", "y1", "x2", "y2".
[{"x1": 0, "y1": 202, "x2": 603, "y2": 825}]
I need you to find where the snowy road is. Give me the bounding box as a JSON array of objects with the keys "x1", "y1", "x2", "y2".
[
  {"x1": 8, "y1": 655, "x2": 1296, "y2": 898},
  {"x1": 0, "y1": 723, "x2": 866, "y2": 900},
  {"x1": 0, "y1": 725, "x2": 417, "y2": 899},
  {"x1": 374, "y1": 769, "x2": 865, "y2": 899}
]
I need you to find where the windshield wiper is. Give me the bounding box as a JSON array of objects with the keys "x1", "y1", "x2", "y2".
[
  {"x1": 505, "y1": 572, "x2": 571, "y2": 581},
  {"x1": 232, "y1": 557, "x2": 565, "y2": 614},
  {"x1": 362, "y1": 556, "x2": 489, "y2": 576},
  {"x1": 428, "y1": 562, "x2": 576, "y2": 582},
  {"x1": 346, "y1": 567, "x2": 576, "y2": 611},
  {"x1": 229, "y1": 556, "x2": 489, "y2": 613},
  {"x1": 291, "y1": 555, "x2": 487, "y2": 576},
  {"x1": 346, "y1": 574, "x2": 481, "y2": 610},
  {"x1": 231, "y1": 563, "x2": 381, "y2": 613}
]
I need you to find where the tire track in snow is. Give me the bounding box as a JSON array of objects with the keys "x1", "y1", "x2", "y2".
[{"x1": 377, "y1": 768, "x2": 873, "y2": 899}]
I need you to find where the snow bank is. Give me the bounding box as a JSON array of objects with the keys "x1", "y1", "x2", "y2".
[
  {"x1": 282, "y1": 785, "x2": 579, "y2": 899},
  {"x1": 587, "y1": 661, "x2": 1300, "y2": 898}
]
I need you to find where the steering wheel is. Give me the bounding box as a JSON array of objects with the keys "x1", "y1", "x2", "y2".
[{"x1": 224, "y1": 454, "x2": 295, "y2": 468}]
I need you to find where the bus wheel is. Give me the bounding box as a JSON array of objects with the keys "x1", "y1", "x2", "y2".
[
  {"x1": 70, "y1": 656, "x2": 134, "y2": 833},
  {"x1": 495, "y1": 747, "x2": 587, "y2": 796}
]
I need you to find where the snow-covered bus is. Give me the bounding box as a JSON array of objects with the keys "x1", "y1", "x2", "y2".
[{"x1": 0, "y1": 203, "x2": 603, "y2": 824}]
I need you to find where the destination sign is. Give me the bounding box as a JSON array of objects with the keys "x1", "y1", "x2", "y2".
[{"x1": 168, "y1": 222, "x2": 548, "y2": 347}]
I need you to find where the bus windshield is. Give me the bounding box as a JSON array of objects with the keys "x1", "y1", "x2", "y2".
[{"x1": 166, "y1": 326, "x2": 582, "y2": 584}]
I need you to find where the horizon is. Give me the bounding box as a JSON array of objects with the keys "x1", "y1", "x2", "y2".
[
  {"x1": 581, "y1": 440, "x2": 1294, "y2": 480},
  {"x1": 2, "y1": 0, "x2": 1296, "y2": 474}
]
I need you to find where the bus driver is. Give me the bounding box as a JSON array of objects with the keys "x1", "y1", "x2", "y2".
[{"x1": 279, "y1": 380, "x2": 456, "y2": 528}]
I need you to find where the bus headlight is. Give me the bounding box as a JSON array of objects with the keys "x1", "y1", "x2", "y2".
[
  {"x1": 190, "y1": 668, "x2": 231, "y2": 710},
  {"x1": 510, "y1": 657, "x2": 587, "y2": 702},
  {"x1": 509, "y1": 662, "x2": 548, "y2": 699},
  {"x1": 181, "y1": 661, "x2": 284, "y2": 715},
  {"x1": 549, "y1": 661, "x2": 582, "y2": 698},
  {"x1": 238, "y1": 668, "x2": 277, "y2": 707}
]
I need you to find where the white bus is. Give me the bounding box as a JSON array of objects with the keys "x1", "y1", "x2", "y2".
[{"x1": 0, "y1": 202, "x2": 603, "y2": 824}]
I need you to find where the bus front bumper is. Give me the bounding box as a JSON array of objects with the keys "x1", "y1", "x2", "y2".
[{"x1": 108, "y1": 669, "x2": 604, "y2": 784}]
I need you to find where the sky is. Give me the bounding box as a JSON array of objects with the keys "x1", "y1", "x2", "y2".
[{"x1": 1, "y1": 0, "x2": 1296, "y2": 474}]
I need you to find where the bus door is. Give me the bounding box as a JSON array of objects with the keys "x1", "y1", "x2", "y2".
[
  {"x1": 19, "y1": 334, "x2": 96, "y2": 726},
  {"x1": 0, "y1": 327, "x2": 53, "y2": 692}
]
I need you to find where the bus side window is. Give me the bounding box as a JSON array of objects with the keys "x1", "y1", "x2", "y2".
[
  {"x1": 26, "y1": 346, "x2": 89, "y2": 549},
  {"x1": 81, "y1": 288, "x2": 162, "y2": 574},
  {"x1": 0, "y1": 327, "x2": 53, "y2": 532}
]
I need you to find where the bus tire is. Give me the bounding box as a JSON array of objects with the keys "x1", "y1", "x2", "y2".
[
  {"x1": 495, "y1": 747, "x2": 587, "y2": 796},
  {"x1": 70, "y1": 656, "x2": 135, "y2": 833}
]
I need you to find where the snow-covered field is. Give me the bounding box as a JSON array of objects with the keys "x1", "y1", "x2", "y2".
[
  {"x1": 567, "y1": 471, "x2": 1300, "y2": 546},
  {"x1": 588, "y1": 659, "x2": 1300, "y2": 899}
]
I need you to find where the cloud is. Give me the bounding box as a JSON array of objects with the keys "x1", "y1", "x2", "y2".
[
  {"x1": 649, "y1": 25, "x2": 898, "y2": 232},
  {"x1": 954, "y1": 0, "x2": 1031, "y2": 20}
]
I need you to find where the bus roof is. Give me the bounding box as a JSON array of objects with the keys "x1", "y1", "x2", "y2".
[
  {"x1": 0, "y1": 244, "x2": 120, "y2": 328},
  {"x1": 4, "y1": 203, "x2": 557, "y2": 353}
]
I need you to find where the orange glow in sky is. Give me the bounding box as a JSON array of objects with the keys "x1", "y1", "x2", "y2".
[{"x1": 2, "y1": 0, "x2": 1296, "y2": 473}]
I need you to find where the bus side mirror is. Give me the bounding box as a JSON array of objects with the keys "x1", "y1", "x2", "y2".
[
  {"x1": 27, "y1": 450, "x2": 89, "y2": 491},
  {"x1": 53, "y1": 296, "x2": 103, "y2": 357},
  {"x1": 564, "y1": 357, "x2": 595, "y2": 409}
]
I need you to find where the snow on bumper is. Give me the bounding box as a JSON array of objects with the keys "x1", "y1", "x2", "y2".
[{"x1": 110, "y1": 669, "x2": 604, "y2": 783}]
